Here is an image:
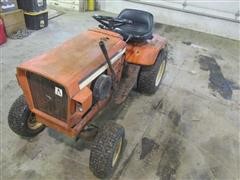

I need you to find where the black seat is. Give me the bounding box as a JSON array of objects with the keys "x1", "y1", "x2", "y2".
[{"x1": 116, "y1": 9, "x2": 153, "y2": 42}]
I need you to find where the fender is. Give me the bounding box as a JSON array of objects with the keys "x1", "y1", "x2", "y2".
[{"x1": 125, "y1": 34, "x2": 167, "y2": 66}]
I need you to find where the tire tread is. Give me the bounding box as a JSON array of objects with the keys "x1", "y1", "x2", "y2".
[
  {"x1": 8, "y1": 95, "x2": 45, "y2": 137},
  {"x1": 89, "y1": 122, "x2": 125, "y2": 178},
  {"x1": 137, "y1": 48, "x2": 168, "y2": 94}
]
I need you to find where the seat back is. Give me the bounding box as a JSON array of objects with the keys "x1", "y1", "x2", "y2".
[{"x1": 118, "y1": 9, "x2": 153, "y2": 33}]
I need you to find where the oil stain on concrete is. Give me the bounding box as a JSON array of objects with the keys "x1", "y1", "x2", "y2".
[
  {"x1": 156, "y1": 109, "x2": 185, "y2": 180},
  {"x1": 140, "y1": 137, "x2": 159, "y2": 160},
  {"x1": 156, "y1": 137, "x2": 183, "y2": 180},
  {"x1": 168, "y1": 109, "x2": 181, "y2": 127},
  {"x1": 200, "y1": 135, "x2": 239, "y2": 179},
  {"x1": 152, "y1": 98, "x2": 164, "y2": 111},
  {"x1": 198, "y1": 55, "x2": 239, "y2": 99},
  {"x1": 182, "y1": 41, "x2": 192, "y2": 46}
]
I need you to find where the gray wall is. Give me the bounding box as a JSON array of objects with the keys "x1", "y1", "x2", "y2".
[{"x1": 99, "y1": 0, "x2": 240, "y2": 40}]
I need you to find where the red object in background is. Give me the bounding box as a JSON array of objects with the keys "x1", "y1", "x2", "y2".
[{"x1": 0, "y1": 19, "x2": 7, "y2": 45}]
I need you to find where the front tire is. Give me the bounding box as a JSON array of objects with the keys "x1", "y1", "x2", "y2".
[
  {"x1": 89, "y1": 122, "x2": 125, "y2": 178},
  {"x1": 8, "y1": 95, "x2": 45, "y2": 137},
  {"x1": 137, "y1": 48, "x2": 167, "y2": 94}
]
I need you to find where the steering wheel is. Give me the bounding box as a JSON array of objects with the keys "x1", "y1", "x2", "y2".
[{"x1": 93, "y1": 15, "x2": 133, "y2": 30}]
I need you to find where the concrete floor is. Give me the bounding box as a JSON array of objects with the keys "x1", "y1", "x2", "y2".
[{"x1": 1, "y1": 11, "x2": 239, "y2": 180}]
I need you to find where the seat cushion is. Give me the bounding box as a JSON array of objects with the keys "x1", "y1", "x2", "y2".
[
  {"x1": 116, "y1": 9, "x2": 153, "y2": 41},
  {"x1": 119, "y1": 23, "x2": 149, "y2": 36}
]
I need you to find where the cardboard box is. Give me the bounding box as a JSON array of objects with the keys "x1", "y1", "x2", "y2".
[
  {"x1": 0, "y1": 0, "x2": 18, "y2": 13},
  {"x1": 0, "y1": 9, "x2": 26, "y2": 36}
]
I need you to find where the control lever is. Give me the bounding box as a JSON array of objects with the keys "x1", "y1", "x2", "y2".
[{"x1": 99, "y1": 41, "x2": 117, "y2": 90}]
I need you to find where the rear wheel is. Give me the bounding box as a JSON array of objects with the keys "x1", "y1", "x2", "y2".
[
  {"x1": 8, "y1": 95, "x2": 45, "y2": 137},
  {"x1": 137, "y1": 48, "x2": 167, "y2": 94},
  {"x1": 89, "y1": 122, "x2": 125, "y2": 178}
]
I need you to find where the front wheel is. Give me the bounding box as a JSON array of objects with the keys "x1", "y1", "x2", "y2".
[
  {"x1": 89, "y1": 122, "x2": 125, "y2": 178},
  {"x1": 137, "y1": 48, "x2": 167, "y2": 94},
  {"x1": 8, "y1": 95, "x2": 45, "y2": 137}
]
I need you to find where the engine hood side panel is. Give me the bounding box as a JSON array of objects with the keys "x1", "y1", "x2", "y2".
[{"x1": 18, "y1": 29, "x2": 126, "y2": 97}]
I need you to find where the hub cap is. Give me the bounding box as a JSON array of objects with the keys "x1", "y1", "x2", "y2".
[
  {"x1": 112, "y1": 137, "x2": 123, "y2": 167},
  {"x1": 27, "y1": 113, "x2": 43, "y2": 130},
  {"x1": 155, "y1": 60, "x2": 166, "y2": 86}
]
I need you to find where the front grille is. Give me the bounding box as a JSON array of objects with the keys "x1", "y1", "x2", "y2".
[{"x1": 27, "y1": 72, "x2": 68, "y2": 121}]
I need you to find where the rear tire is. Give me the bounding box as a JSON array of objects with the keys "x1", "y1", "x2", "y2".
[
  {"x1": 89, "y1": 122, "x2": 125, "y2": 178},
  {"x1": 137, "y1": 48, "x2": 167, "y2": 94},
  {"x1": 8, "y1": 95, "x2": 45, "y2": 137}
]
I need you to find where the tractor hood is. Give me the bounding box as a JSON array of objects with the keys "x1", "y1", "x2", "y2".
[{"x1": 17, "y1": 29, "x2": 126, "y2": 97}]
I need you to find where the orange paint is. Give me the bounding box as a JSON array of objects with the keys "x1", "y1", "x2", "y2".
[
  {"x1": 16, "y1": 28, "x2": 167, "y2": 138},
  {"x1": 126, "y1": 35, "x2": 167, "y2": 65}
]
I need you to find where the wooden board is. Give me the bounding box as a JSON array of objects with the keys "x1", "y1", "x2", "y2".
[{"x1": 0, "y1": 9, "x2": 26, "y2": 36}]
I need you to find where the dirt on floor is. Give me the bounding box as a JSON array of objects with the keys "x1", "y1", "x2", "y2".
[{"x1": 1, "y1": 11, "x2": 239, "y2": 180}]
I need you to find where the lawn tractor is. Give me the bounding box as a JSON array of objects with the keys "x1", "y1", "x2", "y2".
[{"x1": 8, "y1": 9, "x2": 168, "y2": 178}]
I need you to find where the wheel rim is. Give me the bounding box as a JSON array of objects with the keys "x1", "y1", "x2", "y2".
[
  {"x1": 27, "y1": 113, "x2": 43, "y2": 130},
  {"x1": 155, "y1": 60, "x2": 166, "y2": 86},
  {"x1": 112, "y1": 137, "x2": 123, "y2": 167}
]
